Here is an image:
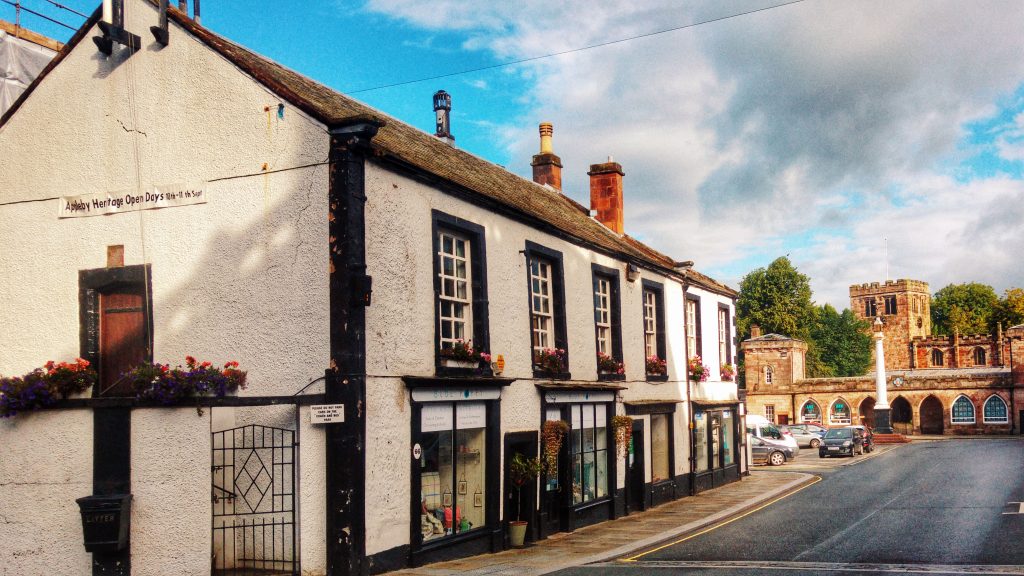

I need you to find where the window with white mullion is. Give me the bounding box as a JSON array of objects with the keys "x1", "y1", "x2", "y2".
[
  {"x1": 594, "y1": 278, "x2": 611, "y2": 355},
  {"x1": 686, "y1": 299, "x2": 697, "y2": 360},
  {"x1": 438, "y1": 232, "x2": 472, "y2": 350},
  {"x1": 718, "y1": 309, "x2": 727, "y2": 364},
  {"x1": 530, "y1": 259, "x2": 554, "y2": 354},
  {"x1": 643, "y1": 290, "x2": 657, "y2": 358}
]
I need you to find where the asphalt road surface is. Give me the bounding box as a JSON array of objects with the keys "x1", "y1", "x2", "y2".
[{"x1": 553, "y1": 438, "x2": 1024, "y2": 575}]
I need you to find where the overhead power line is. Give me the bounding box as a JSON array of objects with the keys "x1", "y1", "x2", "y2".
[
  {"x1": 1, "y1": 0, "x2": 77, "y2": 30},
  {"x1": 344, "y1": 0, "x2": 807, "y2": 94},
  {"x1": 41, "y1": 0, "x2": 88, "y2": 19}
]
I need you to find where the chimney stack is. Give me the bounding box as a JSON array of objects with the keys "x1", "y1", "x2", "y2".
[
  {"x1": 751, "y1": 325, "x2": 762, "y2": 339},
  {"x1": 531, "y1": 122, "x2": 562, "y2": 190},
  {"x1": 433, "y1": 90, "x2": 454, "y2": 145},
  {"x1": 588, "y1": 156, "x2": 624, "y2": 234}
]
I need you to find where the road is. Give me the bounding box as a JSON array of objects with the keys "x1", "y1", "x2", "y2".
[{"x1": 552, "y1": 438, "x2": 1024, "y2": 575}]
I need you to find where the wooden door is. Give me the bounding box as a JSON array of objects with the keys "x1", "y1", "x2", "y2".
[
  {"x1": 627, "y1": 419, "x2": 645, "y2": 512},
  {"x1": 920, "y1": 396, "x2": 944, "y2": 435},
  {"x1": 98, "y1": 287, "x2": 148, "y2": 396}
]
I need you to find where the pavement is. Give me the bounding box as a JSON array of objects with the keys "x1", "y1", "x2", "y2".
[{"x1": 382, "y1": 470, "x2": 816, "y2": 576}]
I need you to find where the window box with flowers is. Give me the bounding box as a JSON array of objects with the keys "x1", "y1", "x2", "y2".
[
  {"x1": 597, "y1": 352, "x2": 625, "y2": 381},
  {"x1": 645, "y1": 355, "x2": 668, "y2": 382},
  {"x1": 720, "y1": 363, "x2": 736, "y2": 382},
  {"x1": 688, "y1": 356, "x2": 709, "y2": 383},
  {"x1": 128, "y1": 356, "x2": 247, "y2": 414},
  {"x1": 439, "y1": 340, "x2": 491, "y2": 371},
  {"x1": 533, "y1": 348, "x2": 569, "y2": 379}
]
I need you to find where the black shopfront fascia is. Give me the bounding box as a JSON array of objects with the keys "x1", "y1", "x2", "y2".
[
  {"x1": 403, "y1": 377, "x2": 510, "y2": 567},
  {"x1": 690, "y1": 401, "x2": 741, "y2": 494},
  {"x1": 538, "y1": 387, "x2": 620, "y2": 537}
]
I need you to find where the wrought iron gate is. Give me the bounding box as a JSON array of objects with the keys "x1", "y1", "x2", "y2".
[{"x1": 212, "y1": 425, "x2": 298, "y2": 575}]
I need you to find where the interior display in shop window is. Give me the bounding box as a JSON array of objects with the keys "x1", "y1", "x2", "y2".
[
  {"x1": 419, "y1": 402, "x2": 486, "y2": 542},
  {"x1": 570, "y1": 404, "x2": 608, "y2": 505},
  {"x1": 650, "y1": 414, "x2": 670, "y2": 483}
]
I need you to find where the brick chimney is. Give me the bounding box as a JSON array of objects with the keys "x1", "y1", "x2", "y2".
[
  {"x1": 751, "y1": 325, "x2": 762, "y2": 339},
  {"x1": 589, "y1": 157, "x2": 624, "y2": 234},
  {"x1": 531, "y1": 122, "x2": 562, "y2": 190}
]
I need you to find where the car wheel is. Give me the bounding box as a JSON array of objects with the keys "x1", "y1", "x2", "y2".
[
  {"x1": 810, "y1": 438, "x2": 821, "y2": 449},
  {"x1": 769, "y1": 451, "x2": 786, "y2": 466},
  {"x1": 819, "y1": 453, "x2": 826, "y2": 458}
]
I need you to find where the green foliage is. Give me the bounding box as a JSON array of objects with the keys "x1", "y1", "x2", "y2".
[
  {"x1": 736, "y1": 257, "x2": 815, "y2": 341},
  {"x1": 808, "y1": 304, "x2": 872, "y2": 377},
  {"x1": 993, "y1": 288, "x2": 1024, "y2": 331},
  {"x1": 931, "y1": 283, "x2": 999, "y2": 335}
]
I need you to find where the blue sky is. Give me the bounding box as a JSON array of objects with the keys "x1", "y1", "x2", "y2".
[{"x1": 6, "y1": 0, "x2": 1024, "y2": 308}]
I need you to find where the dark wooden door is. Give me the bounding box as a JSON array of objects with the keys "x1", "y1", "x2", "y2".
[
  {"x1": 98, "y1": 287, "x2": 148, "y2": 396},
  {"x1": 627, "y1": 419, "x2": 645, "y2": 512},
  {"x1": 920, "y1": 396, "x2": 944, "y2": 435},
  {"x1": 860, "y1": 398, "x2": 876, "y2": 428}
]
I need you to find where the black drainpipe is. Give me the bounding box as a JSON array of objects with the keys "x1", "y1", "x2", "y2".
[{"x1": 325, "y1": 119, "x2": 380, "y2": 576}]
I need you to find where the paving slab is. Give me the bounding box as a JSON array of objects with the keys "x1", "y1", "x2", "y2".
[{"x1": 382, "y1": 470, "x2": 815, "y2": 576}]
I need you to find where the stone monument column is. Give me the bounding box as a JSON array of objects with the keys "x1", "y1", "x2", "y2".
[{"x1": 873, "y1": 317, "x2": 893, "y2": 433}]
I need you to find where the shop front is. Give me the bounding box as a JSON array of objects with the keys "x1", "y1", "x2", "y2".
[
  {"x1": 624, "y1": 400, "x2": 683, "y2": 509},
  {"x1": 691, "y1": 400, "x2": 741, "y2": 493},
  {"x1": 537, "y1": 385, "x2": 621, "y2": 537},
  {"x1": 405, "y1": 378, "x2": 509, "y2": 566}
]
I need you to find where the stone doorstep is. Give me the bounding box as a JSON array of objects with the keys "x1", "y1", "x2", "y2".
[{"x1": 383, "y1": 471, "x2": 815, "y2": 576}]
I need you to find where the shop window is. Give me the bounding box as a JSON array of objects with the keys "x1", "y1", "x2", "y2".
[
  {"x1": 432, "y1": 211, "x2": 489, "y2": 364},
  {"x1": 685, "y1": 296, "x2": 701, "y2": 360},
  {"x1": 721, "y1": 409, "x2": 734, "y2": 466},
  {"x1": 418, "y1": 402, "x2": 487, "y2": 542},
  {"x1": 829, "y1": 399, "x2": 851, "y2": 425},
  {"x1": 591, "y1": 264, "x2": 623, "y2": 377},
  {"x1": 525, "y1": 242, "x2": 567, "y2": 376},
  {"x1": 973, "y1": 347, "x2": 987, "y2": 366},
  {"x1": 884, "y1": 296, "x2": 897, "y2": 315},
  {"x1": 569, "y1": 404, "x2": 608, "y2": 505},
  {"x1": 983, "y1": 395, "x2": 1008, "y2": 424},
  {"x1": 693, "y1": 412, "x2": 709, "y2": 473},
  {"x1": 951, "y1": 396, "x2": 975, "y2": 424},
  {"x1": 650, "y1": 414, "x2": 670, "y2": 483},
  {"x1": 800, "y1": 400, "x2": 821, "y2": 423},
  {"x1": 931, "y1": 348, "x2": 944, "y2": 367}
]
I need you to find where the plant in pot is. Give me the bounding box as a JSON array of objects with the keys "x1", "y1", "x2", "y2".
[{"x1": 508, "y1": 452, "x2": 541, "y2": 547}]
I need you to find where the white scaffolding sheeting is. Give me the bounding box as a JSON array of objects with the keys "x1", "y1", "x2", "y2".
[{"x1": 1, "y1": 28, "x2": 58, "y2": 115}]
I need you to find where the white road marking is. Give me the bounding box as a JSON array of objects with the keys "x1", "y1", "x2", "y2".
[
  {"x1": 1002, "y1": 501, "x2": 1024, "y2": 515},
  {"x1": 600, "y1": 560, "x2": 1024, "y2": 574}
]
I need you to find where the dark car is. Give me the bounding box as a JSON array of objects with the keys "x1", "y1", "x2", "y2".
[
  {"x1": 848, "y1": 425, "x2": 874, "y2": 453},
  {"x1": 818, "y1": 427, "x2": 864, "y2": 458},
  {"x1": 751, "y1": 435, "x2": 795, "y2": 466}
]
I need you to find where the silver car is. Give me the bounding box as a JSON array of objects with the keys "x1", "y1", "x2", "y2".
[
  {"x1": 750, "y1": 435, "x2": 795, "y2": 466},
  {"x1": 780, "y1": 424, "x2": 825, "y2": 448}
]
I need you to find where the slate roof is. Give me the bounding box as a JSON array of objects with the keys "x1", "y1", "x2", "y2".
[
  {"x1": 744, "y1": 333, "x2": 799, "y2": 342},
  {"x1": 1, "y1": 3, "x2": 737, "y2": 295}
]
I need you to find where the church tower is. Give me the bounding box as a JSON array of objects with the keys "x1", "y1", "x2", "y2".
[{"x1": 849, "y1": 279, "x2": 930, "y2": 371}]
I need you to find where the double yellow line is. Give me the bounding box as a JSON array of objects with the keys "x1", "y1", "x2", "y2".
[{"x1": 620, "y1": 475, "x2": 823, "y2": 562}]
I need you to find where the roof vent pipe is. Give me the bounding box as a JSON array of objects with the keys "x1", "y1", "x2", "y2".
[
  {"x1": 433, "y1": 90, "x2": 454, "y2": 145},
  {"x1": 193, "y1": 0, "x2": 200, "y2": 24}
]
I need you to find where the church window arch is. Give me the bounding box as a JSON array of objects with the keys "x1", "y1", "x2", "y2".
[
  {"x1": 799, "y1": 400, "x2": 821, "y2": 423},
  {"x1": 950, "y1": 395, "x2": 975, "y2": 425},
  {"x1": 829, "y1": 398, "x2": 851, "y2": 425},
  {"x1": 983, "y1": 395, "x2": 1008, "y2": 424}
]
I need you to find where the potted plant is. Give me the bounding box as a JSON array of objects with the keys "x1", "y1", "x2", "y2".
[
  {"x1": 508, "y1": 452, "x2": 541, "y2": 547},
  {"x1": 440, "y1": 340, "x2": 491, "y2": 369}
]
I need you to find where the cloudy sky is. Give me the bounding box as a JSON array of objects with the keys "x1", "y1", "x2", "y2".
[{"x1": 9, "y1": 0, "x2": 1024, "y2": 308}]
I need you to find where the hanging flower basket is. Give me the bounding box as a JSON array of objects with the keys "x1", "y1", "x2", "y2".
[
  {"x1": 541, "y1": 419, "x2": 568, "y2": 475},
  {"x1": 611, "y1": 415, "x2": 633, "y2": 459}
]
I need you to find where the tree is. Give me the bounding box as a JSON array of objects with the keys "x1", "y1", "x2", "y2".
[
  {"x1": 808, "y1": 304, "x2": 872, "y2": 377},
  {"x1": 993, "y1": 288, "x2": 1024, "y2": 331},
  {"x1": 735, "y1": 256, "x2": 816, "y2": 341},
  {"x1": 931, "y1": 283, "x2": 999, "y2": 335}
]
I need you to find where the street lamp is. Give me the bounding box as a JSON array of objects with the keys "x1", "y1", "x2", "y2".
[{"x1": 873, "y1": 317, "x2": 893, "y2": 433}]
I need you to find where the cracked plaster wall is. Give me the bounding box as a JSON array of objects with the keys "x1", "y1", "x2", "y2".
[{"x1": 0, "y1": 0, "x2": 329, "y2": 573}]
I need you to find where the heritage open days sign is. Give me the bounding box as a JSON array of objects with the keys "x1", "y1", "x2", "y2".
[{"x1": 58, "y1": 184, "x2": 206, "y2": 218}]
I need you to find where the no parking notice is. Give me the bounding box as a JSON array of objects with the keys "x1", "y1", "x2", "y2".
[{"x1": 310, "y1": 404, "x2": 345, "y2": 424}]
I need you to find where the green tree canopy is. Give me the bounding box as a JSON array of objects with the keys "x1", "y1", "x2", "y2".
[
  {"x1": 808, "y1": 304, "x2": 872, "y2": 377},
  {"x1": 931, "y1": 283, "x2": 999, "y2": 335},
  {"x1": 993, "y1": 288, "x2": 1024, "y2": 331},
  {"x1": 735, "y1": 256, "x2": 815, "y2": 341}
]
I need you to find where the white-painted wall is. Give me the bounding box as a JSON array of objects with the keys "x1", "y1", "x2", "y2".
[{"x1": 0, "y1": 0, "x2": 329, "y2": 573}]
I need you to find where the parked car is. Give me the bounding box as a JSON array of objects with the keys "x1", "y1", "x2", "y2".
[
  {"x1": 750, "y1": 435, "x2": 795, "y2": 466},
  {"x1": 818, "y1": 427, "x2": 863, "y2": 458},
  {"x1": 779, "y1": 424, "x2": 825, "y2": 448},
  {"x1": 846, "y1": 425, "x2": 874, "y2": 453},
  {"x1": 746, "y1": 415, "x2": 800, "y2": 456}
]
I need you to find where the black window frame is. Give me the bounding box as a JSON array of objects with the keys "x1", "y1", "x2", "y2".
[
  {"x1": 524, "y1": 241, "x2": 569, "y2": 379},
  {"x1": 432, "y1": 210, "x2": 490, "y2": 377},
  {"x1": 718, "y1": 303, "x2": 733, "y2": 368},
  {"x1": 591, "y1": 263, "x2": 623, "y2": 382},
  {"x1": 685, "y1": 293, "x2": 703, "y2": 362},
  {"x1": 642, "y1": 279, "x2": 667, "y2": 382},
  {"x1": 884, "y1": 296, "x2": 897, "y2": 315},
  {"x1": 931, "y1": 348, "x2": 944, "y2": 367},
  {"x1": 865, "y1": 298, "x2": 877, "y2": 318}
]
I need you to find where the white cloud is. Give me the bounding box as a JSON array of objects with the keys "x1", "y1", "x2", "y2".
[{"x1": 365, "y1": 0, "x2": 1024, "y2": 307}]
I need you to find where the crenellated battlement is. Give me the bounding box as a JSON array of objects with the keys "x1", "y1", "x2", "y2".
[{"x1": 849, "y1": 279, "x2": 930, "y2": 297}]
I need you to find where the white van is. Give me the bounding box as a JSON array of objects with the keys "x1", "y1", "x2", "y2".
[{"x1": 746, "y1": 415, "x2": 800, "y2": 456}]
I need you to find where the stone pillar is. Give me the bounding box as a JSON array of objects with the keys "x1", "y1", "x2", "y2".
[{"x1": 873, "y1": 317, "x2": 893, "y2": 433}]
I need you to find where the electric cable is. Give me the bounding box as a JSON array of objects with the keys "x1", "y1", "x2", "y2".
[
  {"x1": 343, "y1": 0, "x2": 808, "y2": 94},
  {"x1": 0, "y1": 0, "x2": 76, "y2": 30},
  {"x1": 40, "y1": 0, "x2": 87, "y2": 19}
]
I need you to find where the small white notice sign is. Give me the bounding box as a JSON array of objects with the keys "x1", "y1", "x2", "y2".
[{"x1": 310, "y1": 404, "x2": 345, "y2": 424}]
